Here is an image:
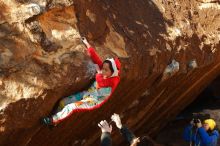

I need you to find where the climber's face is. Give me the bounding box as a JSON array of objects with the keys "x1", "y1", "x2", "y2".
[{"x1": 102, "y1": 63, "x2": 113, "y2": 78}]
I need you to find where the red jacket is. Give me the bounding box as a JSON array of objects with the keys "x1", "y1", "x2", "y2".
[{"x1": 87, "y1": 47, "x2": 121, "y2": 93}]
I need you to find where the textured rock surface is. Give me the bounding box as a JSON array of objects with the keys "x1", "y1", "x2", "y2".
[{"x1": 0, "y1": 0, "x2": 220, "y2": 145}]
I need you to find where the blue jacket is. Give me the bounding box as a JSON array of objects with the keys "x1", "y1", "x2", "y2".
[{"x1": 183, "y1": 125, "x2": 219, "y2": 146}]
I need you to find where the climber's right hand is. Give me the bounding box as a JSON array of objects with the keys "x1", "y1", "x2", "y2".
[
  {"x1": 81, "y1": 37, "x2": 88, "y2": 44},
  {"x1": 98, "y1": 120, "x2": 112, "y2": 133},
  {"x1": 111, "y1": 113, "x2": 122, "y2": 129},
  {"x1": 81, "y1": 37, "x2": 91, "y2": 49}
]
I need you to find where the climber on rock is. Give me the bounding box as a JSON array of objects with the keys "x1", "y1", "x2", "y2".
[
  {"x1": 99, "y1": 113, "x2": 160, "y2": 146},
  {"x1": 42, "y1": 37, "x2": 121, "y2": 126},
  {"x1": 183, "y1": 118, "x2": 219, "y2": 146}
]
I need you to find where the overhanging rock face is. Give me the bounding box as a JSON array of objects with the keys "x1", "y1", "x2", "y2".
[{"x1": 0, "y1": 0, "x2": 220, "y2": 145}]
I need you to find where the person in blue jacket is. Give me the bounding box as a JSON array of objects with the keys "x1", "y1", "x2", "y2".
[{"x1": 183, "y1": 118, "x2": 219, "y2": 146}]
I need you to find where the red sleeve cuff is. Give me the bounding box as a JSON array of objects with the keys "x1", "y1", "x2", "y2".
[{"x1": 87, "y1": 47, "x2": 95, "y2": 53}]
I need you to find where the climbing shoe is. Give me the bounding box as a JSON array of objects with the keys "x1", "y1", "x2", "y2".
[{"x1": 42, "y1": 117, "x2": 53, "y2": 126}]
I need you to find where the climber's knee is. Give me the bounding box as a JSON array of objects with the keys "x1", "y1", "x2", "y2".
[
  {"x1": 74, "y1": 92, "x2": 83, "y2": 101},
  {"x1": 58, "y1": 100, "x2": 65, "y2": 110},
  {"x1": 58, "y1": 92, "x2": 84, "y2": 111}
]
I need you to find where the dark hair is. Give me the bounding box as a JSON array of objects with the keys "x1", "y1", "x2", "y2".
[
  {"x1": 103, "y1": 60, "x2": 114, "y2": 73},
  {"x1": 136, "y1": 136, "x2": 152, "y2": 146}
]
